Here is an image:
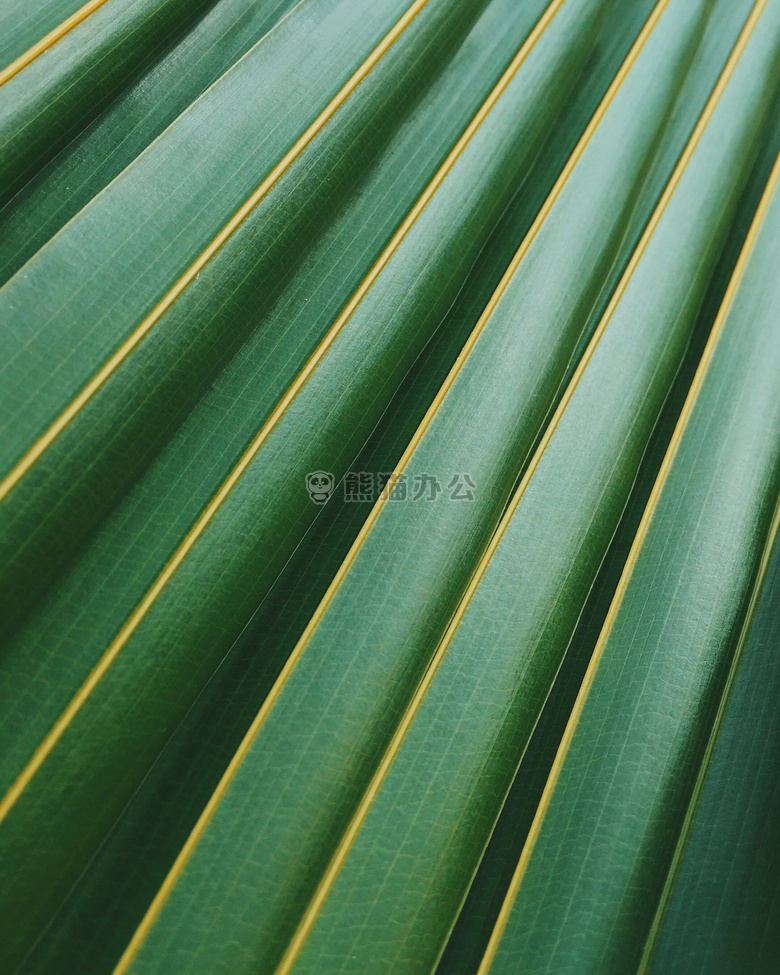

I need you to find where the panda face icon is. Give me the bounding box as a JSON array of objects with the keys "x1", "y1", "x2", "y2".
[{"x1": 305, "y1": 470, "x2": 335, "y2": 504}]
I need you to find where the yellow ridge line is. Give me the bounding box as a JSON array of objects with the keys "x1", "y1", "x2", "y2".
[
  {"x1": 0, "y1": 0, "x2": 432, "y2": 506},
  {"x1": 637, "y1": 497, "x2": 780, "y2": 972},
  {"x1": 0, "y1": 0, "x2": 432, "y2": 824},
  {"x1": 477, "y1": 62, "x2": 777, "y2": 975},
  {"x1": 273, "y1": 0, "x2": 688, "y2": 968},
  {"x1": 109, "y1": 1, "x2": 570, "y2": 970},
  {"x1": 0, "y1": 0, "x2": 113, "y2": 88}
]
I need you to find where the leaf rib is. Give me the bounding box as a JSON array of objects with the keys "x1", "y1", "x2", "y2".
[
  {"x1": 0, "y1": 0, "x2": 432, "y2": 507},
  {"x1": 0, "y1": 0, "x2": 436, "y2": 828},
  {"x1": 475, "y1": 114, "x2": 780, "y2": 975},
  {"x1": 279, "y1": 0, "x2": 672, "y2": 671},
  {"x1": 0, "y1": 0, "x2": 113, "y2": 87},
  {"x1": 104, "y1": 3, "x2": 577, "y2": 970},
  {"x1": 266, "y1": 0, "x2": 773, "y2": 965},
  {"x1": 0, "y1": 0, "x2": 567, "y2": 869},
  {"x1": 636, "y1": 486, "x2": 780, "y2": 974},
  {"x1": 264, "y1": 0, "x2": 689, "y2": 964}
]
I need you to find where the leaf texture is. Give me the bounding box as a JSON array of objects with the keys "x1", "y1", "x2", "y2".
[
  {"x1": 436, "y1": 27, "x2": 780, "y2": 975},
  {"x1": 88, "y1": 5, "x2": 627, "y2": 974},
  {"x1": 254, "y1": 4, "x2": 780, "y2": 972},
  {"x1": 95, "y1": 2, "x2": 780, "y2": 974},
  {"x1": 435, "y1": 95, "x2": 780, "y2": 975},
  {"x1": 0, "y1": 0, "x2": 598, "y2": 965},
  {"x1": 0, "y1": 0, "x2": 216, "y2": 205},
  {"x1": 0, "y1": 0, "x2": 300, "y2": 285},
  {"x1": 12, "y1": 7, "x2": 665, "y2": 971},
  {"x1": 479, "y1": 114, "x2": 780, "y2": 975},
  {"x1": 0, "y1": 0, "x2": 480, "y2": 631},
  {"x1": 2, "y1": 0, "x2": 779, "y2": 972},
  {"x1": 641, "y1": 502, "x2": 780, "y2": 975},
  {"x1": 0, "y1": 0, "x2": 102, "y2": 71}
]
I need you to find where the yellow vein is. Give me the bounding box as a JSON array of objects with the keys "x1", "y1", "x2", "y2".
[
  {"x1": 0, "y1": 0, "x2": 431, "y2": 506},
  {"x1": 0, "y1": 0, "x2": 433, "y2": 825},
  {"x1": 272, "y1": 0, "x2": 687, "y2": 969},
  {"x1": 108, "y1": 1, "x2": 571, "y2": 970},
  {"x1": 637, "y1": 484, "x2": 780, "y2": 974},
  {"x1": 0, "y1": 0, "x2": 114, "y2": 88},
  {"x1": 476, "y1": 69, "x2": 778, "y2": 975}
]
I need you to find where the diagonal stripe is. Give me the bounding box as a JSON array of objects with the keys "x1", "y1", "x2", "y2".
[
  {"x1": 0, "y1": 0, "x2": 563, "y2": 853},
  {"x1": 0, "y1": 0, "x2": 432, "y2": 506},
  {"x1": 106, "y1": 2, "x2": 573, "y2": 971},
  {"x1": 636, "y1": 486, "x2": 780, "y2": 973},
  {"x1": 0, "y1": 0, "x2": 433, "y2": 824},
  {"x1": 476, "y1": 65, "x2": 779, "y2": 975},
  {"x1": 0, "y1": 0, "x2": 114, "y2": 88},
  {"x1": 271, "y1": 0, "x2": 767, "y2": 967}
]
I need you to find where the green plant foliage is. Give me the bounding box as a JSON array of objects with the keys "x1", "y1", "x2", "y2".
[
  {"x1": 0, "y1": 0, "x2": 217, "y2": 205},
  {"x1": 641, "y1": 506, "x2": 780, "y2": 975},
  {"x1": 1, "y1": 0, "x2": 778, "y2": 973},
  {"x1": 479, "y1": 78, "x2": 780, "y2": 975},
  {"x1": 0, "y1": 0, "x2": 300, "y2": 285}
]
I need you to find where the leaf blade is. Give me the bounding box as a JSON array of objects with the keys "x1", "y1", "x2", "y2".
[{"x1": 480, "y1": 106, "x2": 780, "y2": 975}]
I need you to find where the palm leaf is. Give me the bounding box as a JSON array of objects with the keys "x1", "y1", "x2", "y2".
[
  {"x1": 240, "y1": 6, "x2": 779, "y2": 972},
  {"x1": 0, "y1": 0, "x2": 104, "y2": 70},
  {"x1": 0, "y1": 0, "x2": 598, "y2": 963},
  {"x1": 0, "y1": 0, "x2": 216, "y2": 204},
  {"x1": 435, "y1": 97, "x2": 780, "y2": 971},
  {"x1": 1, "y1": 0, "x2": 779, "y2": 972},
  {"x1": 478, "y1": 118, "x2": 780, "y2": 975},
  {"x1": 641, "y1": 503, "x2": 780, "y2": 974},
  {"x1": 13, "y1": 8, "x2": 665, "y2": 970},
  {"x1": 0, "y1": 0, "x2": 486, "y2": 630},
  {"x1": 0, "y1": 0, "x2": 300, "y2": 285}
]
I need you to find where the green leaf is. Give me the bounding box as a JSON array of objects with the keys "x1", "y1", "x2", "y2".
[
  {"x1": 0, "y1": 0, "x2": 216, "y2": 205},
  {"x1": 437, "y1": 85, "x2": 780, "y2": 975},
  {"x1": 0, "y1": 0, "x2": 299, "y2": 285},
  {"x1": 0, "y1": 0, "x2": 99, "y2": 72},
  {"x1": 3, "y1": 0, "x2": 780, "y2": 972},
  {"x1": 2, "y1": 4, "x2": 624, "y2": 974},
  {"x1": 640, "y1": 503, "x2": 780, "y2": 975},
  {"x1": 0, "y1": 0, "x2": 474, "y2": 632},
  {"x1": 249, "y1": 6, "x2": 779, "y2": 973},
  {"x1": 96, "y1": 2, "x2": 780, "y2": 974},
  {"x1": 13, "y1": 7, "x2": 663, "y2": 971},
  {"x1": 479, "y1": 108, "x2": 780, "y2": 975},
  {"x1": 0, "y1": 0, "x2": 598, "y2": 967}
]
